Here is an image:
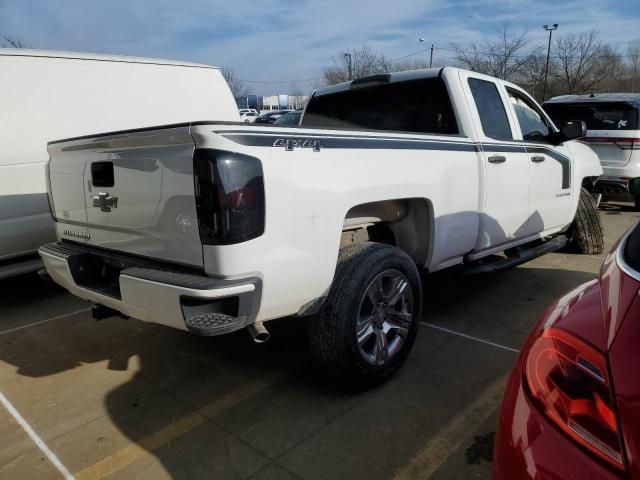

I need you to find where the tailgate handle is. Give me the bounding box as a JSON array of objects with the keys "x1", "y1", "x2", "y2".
[
  {"x1": 91, "y1": 161, "x2": 115, "y2": 187},
  {"x1": 92, "y1": 192, "x2": 118, "y2": 212},
  {"x1": 488, "y1": 155, "x2": 507, "y2": 164}
]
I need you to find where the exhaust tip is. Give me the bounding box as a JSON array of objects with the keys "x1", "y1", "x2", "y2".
[
  {"x1": 247, "y1": 322, "x2": 270, "y2": 343},
  {"x1": 253, "y1": 332, "x2": 270, "y2": 343}
]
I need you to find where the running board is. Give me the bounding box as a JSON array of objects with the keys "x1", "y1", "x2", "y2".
[{"x1": 463, "y1": 236, "x2": 567, "y2": 275}]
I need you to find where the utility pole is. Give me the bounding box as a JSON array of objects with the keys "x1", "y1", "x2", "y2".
[
  {"x1": 542, "y1": 24, "x2": 558, "y2": 101},
  {"x1": 419, "y1": 38, "x2": 434, "y2": 68},
  {"x1": 344, "y1": 52, "x2": 353, "y2": 80}
]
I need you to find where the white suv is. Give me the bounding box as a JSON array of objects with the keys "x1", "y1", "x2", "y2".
[{"x1": 544, "y1": 94, "x2": 640, "y2": 209}]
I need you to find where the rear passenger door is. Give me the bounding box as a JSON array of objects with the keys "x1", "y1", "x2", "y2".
[
  {"x1": 464, "y1": 73, "x2": 531, "y2": 249},
  {"x1": 505, "y1": 88, "x2": 573, "y2": 234}
]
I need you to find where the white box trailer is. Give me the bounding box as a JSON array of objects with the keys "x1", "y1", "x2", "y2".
[{"x1": 0, "y1": 49, "x2": 238, "y2": 279}]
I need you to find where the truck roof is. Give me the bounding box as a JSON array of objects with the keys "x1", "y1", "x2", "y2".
[
  {"x1": 313, "y1": 67, "x2": 445, "y2": 97},
  {"x1": 0, "y1": 48, "x2": 217, "y2": 69},
  {"x1": 544, "y1": 93, "x2": 640, "y2": 108}
]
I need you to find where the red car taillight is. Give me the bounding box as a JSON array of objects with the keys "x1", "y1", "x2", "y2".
[{"x1": 525, "y1": 327, "x2": 625, "y2": 471}]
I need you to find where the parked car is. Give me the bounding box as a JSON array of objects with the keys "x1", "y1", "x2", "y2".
[
  {"x1": 273, "y1": 111, "x2": 303, "y2": 126},
  {"x1": 0, "y1": 48, "x2": 238, "y2": 280},
  {"x1": 41, "y1": 67, "x2": 603, "y2": 386},
  {"x1": 494, "y1": 220, "x2": 640, "y2": 479},
  {"x1": 240, "y1": 111, "x2": 260, "y2": 123},
  {"x1": 254, "y1": 110, "x2": 293, "y2": 124},
  {"x1": 544, "y1": 94, "x2": 640, "y2": 209},
  {"x1": 239, "y1": 109, "x2": 259, "y2": 116}
]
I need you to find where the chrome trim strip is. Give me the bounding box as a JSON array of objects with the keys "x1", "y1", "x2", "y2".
[{"x1": 615, "y1": 222, "x2": 640, "y2": 282}]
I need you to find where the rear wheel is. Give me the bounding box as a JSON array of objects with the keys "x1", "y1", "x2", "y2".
[
  {"x1": 568, "y1": 187, "x2": 604, "y2": 255},
  {"x1": 307, "y1": 242, "x2": 422, "y2": 388}
]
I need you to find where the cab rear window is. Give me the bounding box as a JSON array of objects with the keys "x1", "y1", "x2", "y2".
[
  {"x1": 301, "y1": 78, "x2": 458, "y2": 135},
  {"x1": 544, "y1": 103, "x2": 639, "y2": 131}
]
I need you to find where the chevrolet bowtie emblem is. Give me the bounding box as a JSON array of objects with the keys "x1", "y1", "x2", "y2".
[{"x1": 92, "y1": 192, "x2": 118, "y2": 212}]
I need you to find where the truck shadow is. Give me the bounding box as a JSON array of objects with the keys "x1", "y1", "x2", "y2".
[{"x1": 0, "y1": 263, "x2": 596, "y2": 479}]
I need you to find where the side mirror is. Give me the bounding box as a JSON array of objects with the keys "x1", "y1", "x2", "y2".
[
  {"x1": 548, "y1": 120, "x2": 587, "y2": 145},
  {"x1": 561, "y1": 120, "x2": 587, "y2": 140}
]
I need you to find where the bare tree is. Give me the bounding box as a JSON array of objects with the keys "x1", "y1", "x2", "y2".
[
  {"x1": 394, "y1": 57, "x2": 430, "y2": 72},
  {"x1": 552, "y1": 29, "x2": 611, "y2": 94},
  {"x1": 596, "y1": 45, "x2": 625, "y2": 92},
  {"x1": 452, "y1": 24, "x2": 541, "y2": 81},
  {"x1": 519, "y1": 54, "x2": 548, "y2": 99},
  {"x1": 627, "y1": 44, "x2": 640, "y2": 92},
  {"x1": 2, "y1": 35, "x2": 28, "y2": 48},
  {"x1": 221, "y1": 66, "x2": 247, "y2": 99},
  {"x1": 322, "y1": 46, "x2": 393, "y2": 85}
]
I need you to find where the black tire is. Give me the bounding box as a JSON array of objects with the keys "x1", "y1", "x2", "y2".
[
  {"x1": 568, "y1": 187, "x2": 604, "y2": 255},
  {"x1": 635, "y1": 195, "x2": 640, "y2": 211},
  {"x1": 307, "y1": 242, "x2": 422, "y2": 388}
]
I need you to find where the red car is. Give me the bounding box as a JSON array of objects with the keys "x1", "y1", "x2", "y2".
[{"x1": 494, "y1": 221, "x2": 640, "y2": 479}]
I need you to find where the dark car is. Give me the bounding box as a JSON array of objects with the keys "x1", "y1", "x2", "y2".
[
  {"x1": 254, "y1": 110, "x2": 293, "y2": 124},
  {"x1": 494, "y1": 220, "x2": 640, "y2": 479},
  {"x1": 273, "y1": 111, "x2": 302, "y2": 126}
]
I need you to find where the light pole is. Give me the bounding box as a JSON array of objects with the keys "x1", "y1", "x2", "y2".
[
  {"x1": 542, "y1": 23, "x2": 558, "y2": 101},
  {"x1": 344, "y1": 52, "x2": 353, "y2": 80},
  {"x1": 419, "y1": 38, "x2": 434, "y2": 68}
]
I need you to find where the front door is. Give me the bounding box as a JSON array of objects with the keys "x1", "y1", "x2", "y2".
[{"x1": 505, "y1": 88, "x2": 573, "y2": 234}]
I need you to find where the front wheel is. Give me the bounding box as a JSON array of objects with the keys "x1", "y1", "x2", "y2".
[
  {"x1": 307, "y1": 242, "x2": 422, "y2": 388},
  {"x1": 568, "y1": 187, "x2": 604, "y2": 255}
]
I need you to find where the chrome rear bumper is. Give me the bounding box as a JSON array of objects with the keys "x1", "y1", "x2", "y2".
[{"x1": 39, "y1": 242, "x2": 261, "y2": 335}]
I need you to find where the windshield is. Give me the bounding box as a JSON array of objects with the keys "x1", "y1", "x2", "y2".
[{"x1": 544, "y1": 102, "x2": 639, "y2": 131}]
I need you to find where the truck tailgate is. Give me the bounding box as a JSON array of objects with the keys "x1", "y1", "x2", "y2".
[{"x1": 47, "y1": 126, "x2": 203, "y2": 267}]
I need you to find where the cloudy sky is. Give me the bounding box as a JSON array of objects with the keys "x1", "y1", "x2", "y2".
[{"x1": 1, "y1": 0, "x2": 638, "y2": 94}]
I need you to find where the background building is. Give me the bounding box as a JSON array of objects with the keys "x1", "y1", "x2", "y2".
[{"x1": 236, "y1": 94, "x2": 308, "y2": 112}]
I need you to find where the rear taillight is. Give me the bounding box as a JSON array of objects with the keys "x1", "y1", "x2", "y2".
[
  {"x1": 583, "y1": 137, "x2": 640, "y2": 150},
  {"x1": 525, "y1": 327, "x2": 625, "y2": 471},
  {"x1": 193, "y1": 149, "x2": 265, "y2": 245}
]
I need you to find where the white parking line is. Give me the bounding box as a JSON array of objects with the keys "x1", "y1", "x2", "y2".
[
  {"x1": 0, "y1": 308, "x2": 91, "y2": 336},
  {"x1": 420, "y1": 322, "x2": 519, "y2": 354},
  {"x1": 0, "y1": 391, "x2": 75, "y2": 479}
]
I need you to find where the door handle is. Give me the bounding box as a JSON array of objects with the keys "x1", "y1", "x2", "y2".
[
  {"x1": 531, "y1": 156, "x2": 545, "y2": 163},
  {"x1": 488, "y1": 155, "x2": 507, "y2": 164}
]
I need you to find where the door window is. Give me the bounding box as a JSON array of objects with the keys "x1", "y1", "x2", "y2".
[
  {"x1": 468, "y1": 78, "x2": 512, "y2": 141},
  {"x1": 508, "y1": 90, "x2": 552, "y2": 142}
]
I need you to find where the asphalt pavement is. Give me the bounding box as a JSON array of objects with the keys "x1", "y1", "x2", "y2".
[{"x1": 0, "y1": 201, "x2": 637, "y2": 480}]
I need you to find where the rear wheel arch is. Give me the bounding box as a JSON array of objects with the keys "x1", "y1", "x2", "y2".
[{"x1": 341, "y1": 198, "x2": 434, "y2": 267}]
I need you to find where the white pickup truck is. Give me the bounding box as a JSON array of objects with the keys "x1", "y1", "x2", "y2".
[{"x1": 40, "y1": 67, "x2": 604, "y2": 386}]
